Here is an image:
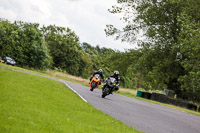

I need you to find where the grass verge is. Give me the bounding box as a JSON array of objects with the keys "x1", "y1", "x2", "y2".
[
  {"x1": 1, "y1": 63, "x2": 200, "y2": 117},
  {"x1": 0, "y1": 66, "x2": 140, "y2": 133}
]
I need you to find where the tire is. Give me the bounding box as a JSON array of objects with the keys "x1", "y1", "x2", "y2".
[
  {"x1": 91, "y1": 81, "x2": 97, "y2": 89},
  {"x1": 102, "y1": 87, "x2": 109, "y2": 98}
]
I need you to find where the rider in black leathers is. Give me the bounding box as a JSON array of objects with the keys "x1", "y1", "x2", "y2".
[
  {"x1": 89, "y1": 69, "x2": 104, "y2": 85},
  {"x1": 102, "y1": 70, "x2": 120, "y2": 94}
]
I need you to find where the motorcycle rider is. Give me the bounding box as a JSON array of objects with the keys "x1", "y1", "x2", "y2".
[
  {"x1": 89, "y1": 69, "x2": 104, "y2": 85},
  {"x1": 102, "y1": 70, "x2": 120, "y2": 94}
]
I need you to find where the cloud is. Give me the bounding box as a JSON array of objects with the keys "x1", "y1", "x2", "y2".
[
  {"x1": 0, "y1": 0, "x2": 137, "y2": 51},
  {"x1": 0, "y1": 6, "x2": 17, "y2": 20}
]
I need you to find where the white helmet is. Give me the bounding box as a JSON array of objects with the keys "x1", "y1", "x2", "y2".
[
  {"x1": 98, "y1": 69, "x2": 103, "y2": 73},
  {"x1": 114, "y1": 70, "x2": 119, "y2": 76}
]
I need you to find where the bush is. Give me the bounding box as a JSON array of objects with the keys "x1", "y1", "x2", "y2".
[{"x1": 142, "y1": 92, "x2": 151, "y2": 99}]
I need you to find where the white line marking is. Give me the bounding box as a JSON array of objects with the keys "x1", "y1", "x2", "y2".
[{"x1": 64, "y1": 82, "x2": 88, "y2": 103}]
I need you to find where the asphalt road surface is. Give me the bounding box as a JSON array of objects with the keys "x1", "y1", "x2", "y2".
[
  {"x1": 5, "y1": 67, "x2": 200, "y2": 133},
  {"x1": 66, "y1": 81, "x2": 200, "y2": 133}
]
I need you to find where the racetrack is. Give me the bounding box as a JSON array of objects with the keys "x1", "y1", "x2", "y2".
[
  {"x1": 4, "y1": 67, "x2": 200, "y2": 133},
  {"x1": 66, "y1": 81, "x2": 200, "y2": 133}
]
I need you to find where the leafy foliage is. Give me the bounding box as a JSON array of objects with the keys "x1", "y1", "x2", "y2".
[
  {"x1": 41, "y1": 25, "x2": 84, "y2": 76},
  {"x1": 174, "y1": 12, "x2": 200, "y2": 102},
  {"x1": 106, "y1": 0, "x2": 200, "y2": 102},
  {"x1": 0, "y1": 19, "x2": 51, "y2": 69}
]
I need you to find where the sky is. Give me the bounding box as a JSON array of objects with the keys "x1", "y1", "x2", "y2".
[{"x1": 0, "y1": 0, "x2": 138, "y2": 51}]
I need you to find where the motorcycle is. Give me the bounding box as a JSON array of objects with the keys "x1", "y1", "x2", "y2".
[
  {"x1": 90, "y1": 74, "x2": 101, "y2": 91},
  {"x1": 102, "y1": 77, "x2": 117, "y2": 98}
]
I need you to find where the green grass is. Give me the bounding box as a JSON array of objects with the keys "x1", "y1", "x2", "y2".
[
  {"x1": 0, "y1": 66, "x2": 140, "y2": 133},
  {"x1": 0, "y1": 63, "x2": 90, "y2": 86},
  {"x1": 1, "y1": 63, "x2": 200, "y2": 118}
]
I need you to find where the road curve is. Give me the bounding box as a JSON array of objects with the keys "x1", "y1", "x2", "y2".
[
  {"x1": 66, "y1": 81, "x2": 200, "y2": 133},
  {"x1": 4, "y1": 67, "x2": 200, "y2": 133}
]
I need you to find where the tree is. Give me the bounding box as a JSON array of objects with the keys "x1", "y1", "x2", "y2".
[
  {"x1": 0, "y1": 19, "x2": 52, "y2": 69},
  {"x1": 17, "y1": 21, "x2": 52, "y2": 69},
  {"x1": 106, "y1": 0, "x2": 200, "y2": 101},
  {"x1": 42, "y1": 25, "x2": 85, "y2": 76},
  {"x1": 0, "y1": 18, "x2": 18, "y2": 57},
  {"x1": 174, "y1": 13, "x2": 200, "y2": 101},
  {"x1": 81, "y1": 42, "x2": 98, "y2": 55}
]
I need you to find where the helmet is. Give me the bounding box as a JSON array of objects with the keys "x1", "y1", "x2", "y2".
[
  {"x1": 98, "y1": 69, "x2": 103, "y2": 73},
  {"x1": 114, "y1": 70, "x2": 119, "y2": 76}
]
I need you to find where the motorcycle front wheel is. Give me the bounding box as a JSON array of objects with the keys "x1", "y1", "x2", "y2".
[
  {"x1": 90, "y1": 81, "x2": 97, "y2": 91},
  {"x1": 102, "y1": 87, "x2": 109, "y2": 98}
]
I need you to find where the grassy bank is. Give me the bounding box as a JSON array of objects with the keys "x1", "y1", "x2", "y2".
[
  {"x1": 0, "y1": 66, "x2": 140, "y2": 133},
  {"x1": 1, "y1": 63, "x2": 199, "y2": 117}
]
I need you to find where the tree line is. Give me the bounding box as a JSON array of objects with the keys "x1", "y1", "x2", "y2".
[
  {"x1": 0, "y1": 19, "x2": 91, "y2": 78},
  {"x1": 105, "y1": 0, "x2": 200, "y2": 103},
  {"x1": 0, "y1": 18, "x2": 137, "y2": 89},
  {"x1": 0, "y1": 18, "x2": 123, "y2": 81}
]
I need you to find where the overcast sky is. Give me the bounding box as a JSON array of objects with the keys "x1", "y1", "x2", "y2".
[{"x1": 0, "y1": 0, "x2": 138, "y2": 51}]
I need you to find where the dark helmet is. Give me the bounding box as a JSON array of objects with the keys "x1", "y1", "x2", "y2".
[
  {"x1": 114, "y1": 70, "x2": 119, "y2": 76},
  {"x1": 98, "y1": 69, "x2": 103, "y2": 73}
]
